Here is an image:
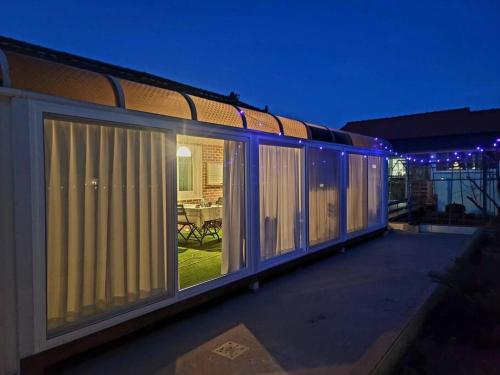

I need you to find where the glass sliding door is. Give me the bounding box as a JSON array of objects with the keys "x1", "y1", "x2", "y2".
[
  {"x1": 176, "y1": 135, "x2": 245, "y2": 289},
  {"x1": 259, "y1": 144, "x2": 304, "y2": 260},
  {"x1": 44, "y1": 118, "x2": 171, "y2": 334},
  {"x1": 308, "y1": 147, "x2": 340, "y2": 245},
  {"x1": 347, "y1": 153, "x2": 368, "y2": 233},
  {"x1": 367, "y1": 156, "x2": 383, "y2": 226}
]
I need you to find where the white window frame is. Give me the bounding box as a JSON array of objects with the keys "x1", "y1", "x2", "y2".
[{"x1": 176, "y1": 143, "x2": 202, "y2": 200}]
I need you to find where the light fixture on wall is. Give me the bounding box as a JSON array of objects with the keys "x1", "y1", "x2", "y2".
[{"x1": 177, "y1": 146, "x2": 192, "y2": 157}]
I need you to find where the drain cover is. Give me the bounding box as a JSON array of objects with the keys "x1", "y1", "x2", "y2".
[{"x1": 212, "y1": 341, "x2": 249, "y2": 359}]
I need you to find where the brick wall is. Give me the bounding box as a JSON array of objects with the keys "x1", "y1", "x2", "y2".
[
  {"x1": 202, "y1": 144, "x2": 223, "y2": 203},
  {"x1": 178, "y1": 143, "x2": 223, "y2": 204}
]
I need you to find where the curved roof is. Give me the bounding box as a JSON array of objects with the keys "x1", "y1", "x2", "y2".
[
  {"x1": 0, "y1": 35, "x2": 388, "y2": 150},
  {"x1": 6, "y1": 51, "x2": 116, "y2": 106},
  {"x1": 241, "y1": 108, "x2": 281, "y2": 134},
  {"x1": 121, "y1": 79, "x2": 192, "y2": 120},
  {"x1": 277, "y1": 116, "x2": 309, "y2": 139},
  {"x1": 189, "y1": 95, "x2": 243, "y2": 128}
]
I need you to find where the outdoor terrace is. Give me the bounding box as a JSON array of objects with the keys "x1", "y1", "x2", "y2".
[{"x1": 52, "y1": 230, "x2": 467, "y2": 374}]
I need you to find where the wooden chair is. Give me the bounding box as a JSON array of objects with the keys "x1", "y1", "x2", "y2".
[{"x1": 177, "y1": 204, "x2": 202, "y2": 244}]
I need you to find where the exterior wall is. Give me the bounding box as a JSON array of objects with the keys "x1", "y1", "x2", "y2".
[
  {"x1": 0, "y1": 90, "x2": 387, "y2": 371},
  {"x1": 0, "y1": 96, "x2": 18, "y2": 374}
]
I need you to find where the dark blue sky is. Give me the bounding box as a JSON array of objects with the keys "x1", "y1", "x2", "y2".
[{"x1": 2, "y1": 1, "x2": 499, "y2": 127}]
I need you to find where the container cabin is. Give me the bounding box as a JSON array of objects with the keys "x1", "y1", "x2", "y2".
[{"x1": 0, "y1": 37, "x2": 389, "y2": 373}]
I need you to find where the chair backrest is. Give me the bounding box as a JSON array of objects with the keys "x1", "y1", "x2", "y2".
[{"x1": 177, "y1": 204, "x2": 189, "y2": 223}]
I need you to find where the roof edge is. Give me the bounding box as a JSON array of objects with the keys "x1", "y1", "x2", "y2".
[{"x1": 0, "y1": 34, "x2": 260, "y2": 110}]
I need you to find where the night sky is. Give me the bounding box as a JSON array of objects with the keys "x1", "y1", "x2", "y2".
[{"x1": 1, "y1": 1, "x2": 499, "y2": 128}]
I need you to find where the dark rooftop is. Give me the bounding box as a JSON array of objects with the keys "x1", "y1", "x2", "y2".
[
  {"x1": 342, "y1": 107, "x2": 500, "y2": 140},
  {"x1": 341, "y1": 107, "x2": 500, "y2": 153}
]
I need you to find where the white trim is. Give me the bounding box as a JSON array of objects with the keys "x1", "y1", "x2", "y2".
[{"x1": 11, "y1": 97, "x2": 36, "y2": 357}]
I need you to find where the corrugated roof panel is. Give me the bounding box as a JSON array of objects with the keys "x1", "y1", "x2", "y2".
[
  {"x1": 121, "y1": 79, "x2": 192, "y2": 120},
  {"x1": 6, "y1": 51, "x2": 116, "y2": 106},
  {"x1": 242, "y1": 108, "x2": 281, "y2": 134},
  {"x1": 306, "y1": 122, "x2": 333, "y2": 142},
  {"x1": 189, "y1": 95, "x2": 243, "y2": 128},
  {"x1": 277, "y1": 116, "x2": 308, "y2": 139},
  {"x1": 330, "y1": 130, "x2": 352, "y2": 145},
  {"x1": 349, "y1": 132, "x2": 379, "y2": 148}
]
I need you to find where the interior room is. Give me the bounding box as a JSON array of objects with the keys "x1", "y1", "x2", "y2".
[{"x1": 176, "y1": 135, "x2": 245, "y2": 289}]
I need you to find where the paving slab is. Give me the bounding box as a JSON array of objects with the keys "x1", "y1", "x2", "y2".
[{"x1": 55, "y1": 231, "x2": 468, "y2": 375}]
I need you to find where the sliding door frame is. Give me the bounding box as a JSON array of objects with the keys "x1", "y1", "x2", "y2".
[
  {"x1": 173, "y1": 127, "x2": 254, "y2": 299},
  {"x1": 343, "y1": 145, "x2": 387, "y2": 240},
  {"x1": 305, "y1": 142, "x2": 346, "y2": 253},
  {"x1": 255, "y1": 135, "x2": 307, "y2": 271}
]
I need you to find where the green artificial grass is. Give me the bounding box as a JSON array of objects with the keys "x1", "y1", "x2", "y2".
[{"x1": 178, "y1": 232, "x2": 222, "y2": 289}]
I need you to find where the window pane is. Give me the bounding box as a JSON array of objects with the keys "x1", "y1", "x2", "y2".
[
  {"x1": 259, "y1": 144, "x2": 303, "y2": 259},
  {"x1": 308, "y1": 147, "x2": 340, "y2": 245},
  {"x1": 177, "y1": 135, "x2": 245, "y2": 289},
  {"x1": 347, "y1": 154, "x2": 367, "y2": 233},
  {"x1": 368, "y1": 156, "x2": 382, "y2": 226},
  {"x1": 44, "y1": 118, "x2": 170, "y2": 334}
]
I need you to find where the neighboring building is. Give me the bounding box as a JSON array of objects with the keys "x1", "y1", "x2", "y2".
[
  {"x1": 342, "y1": 107, "x2": 500, "y2": 154},
  {"x1": 342, "y1": 108, "x2": 500, "y2": 222}
]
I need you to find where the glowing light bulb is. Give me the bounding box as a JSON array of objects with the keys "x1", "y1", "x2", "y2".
[{"x1": 176, "y1": 146, "x2": 192, "y2": 157}]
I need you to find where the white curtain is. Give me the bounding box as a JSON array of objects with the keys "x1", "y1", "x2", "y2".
[
  {"x1": 177, "y1": 155, "x2": 193, "y2": 191},
  {"x1": 347, "y1": 154, "x2": 367, "y2": 233},
  {"x1": 45, "y1": 119, "x2": 169, "y2": 331},
  {"x1": 368, "y1": 156, "x2": 382, "y2": 226},
  {"x1": 308, "y1": 148, "x2": 340, "y2": 245},
  {"x1": 259, "y1": 145, "x2": 303, "y2": 260},
  {"x1": 221, "y1": 141, "x2": 245, "y2": 274}
]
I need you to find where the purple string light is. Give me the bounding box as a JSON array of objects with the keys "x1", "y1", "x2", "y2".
[{"x1": 384, "y1": 135, "x2": 498, "y2": 164}]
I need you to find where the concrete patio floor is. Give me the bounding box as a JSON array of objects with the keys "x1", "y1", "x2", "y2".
[{"x1": 55, "y1": 231, "x2": 468, "y2": 375}]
